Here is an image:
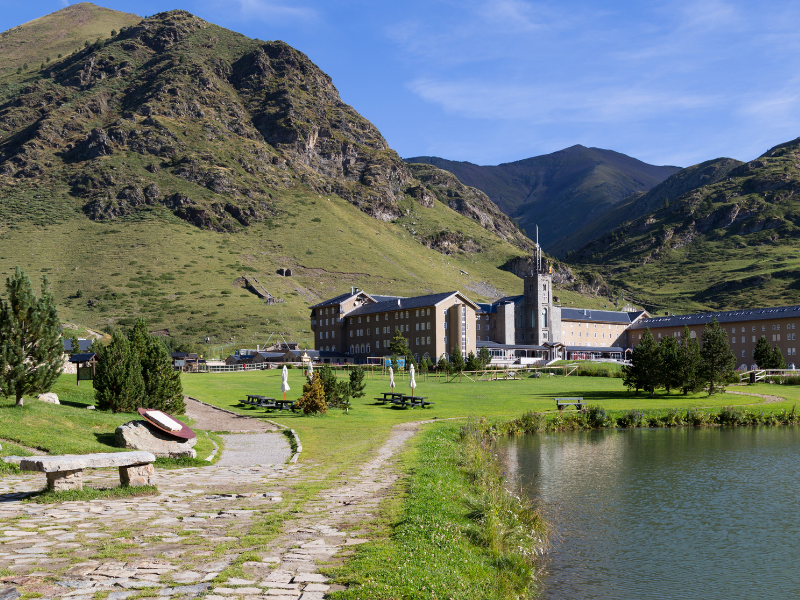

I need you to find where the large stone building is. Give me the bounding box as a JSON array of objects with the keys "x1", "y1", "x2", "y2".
[
  {"x1": 310, "y1": 288, "x2": 479, "y2": 363},
  {"x1": 627, "y1": 305, "x2": 800, "y2": 368}
]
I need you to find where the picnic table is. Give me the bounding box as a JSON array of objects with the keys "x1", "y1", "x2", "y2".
[
  {"x1": 374, "y1": 392, "x2": 404, "y2": 404},
  {"x1": 555, "y1": 397, "x2": 583, "y2": 411},
  {"x1": 243, "y1": 395, "x2": 298, "y2": 412}
]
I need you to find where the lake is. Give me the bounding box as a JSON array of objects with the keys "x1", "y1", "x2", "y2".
[{"x1": 498, "y1": 427, "x2": 800, "y2": 599}]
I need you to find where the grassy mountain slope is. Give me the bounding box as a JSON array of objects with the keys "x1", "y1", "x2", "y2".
[
  {"x1": 550, "y1": 157, "x2": 744, "y2": 256},
  {"x1": 0, "y1": 7, "x2": 615, "y2": 353},
  {"x1": 570, "y1": 138, "x2": 800, "y2": 313},
  {"x1": 405, "y1": 146, "x2": 680, "y2": 254},
  {"x1": 0, "y1": 3, "x2": 140, "y2": 79}
]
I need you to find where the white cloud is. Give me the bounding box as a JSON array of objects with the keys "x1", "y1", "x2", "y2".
[
  {"x1": 198, "y1": 0, "x2": 317, "y2": 23},
  {"x1": 408, "y1": 77, "x2": 719, "y2": 124}
]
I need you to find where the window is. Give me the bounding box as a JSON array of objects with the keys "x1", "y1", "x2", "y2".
[
  {"x1": 406, "y1": 311, "x2": 409, "y2": 318},
  {"x1": 325, "y1": 331, "x2": 329, "y2": 339},
  {"x1": 360, "y1": 344, "x2": 365, "y2": 353},
  {"x1": 350, "y1": 345, "x2": 354, "y2": 354},
  {"x1": 732, "y1": 327, "x2": 736, "y2": 333},
  {"x1": 427, "y1": 322, "x2": 431, "y2": 330},
  {"x1": 366, "y1": 328, "x2": 370, "y2": 335},
  {"x1": 690, "y1": 331, "x2": 696, "y2": 339},
  {"x1": 416, "y1": 323, "x2": 419, "y2": 331},
  {"x1": 319, "y1": 332, "x2": 323, "y2": 340},
  {"x1": 385, "y1": 314, "x2": 389, "y2": 321},
  {"x1": 752, "y1": 336, "x2": 756, "y2": 343},
  {"x1": 778, "y1": 334, "x2": 781, "y2": 341},
  {"x1": 366, "y1": 344, "x2": 371, "y2": 353},
  {"x1": 427, "y1": 336, "x2": 431, "y2": 344},
  {"x1": 742, "y1": 350, "x2": 746, "y2": 357},
  {"x1": 485, "y1": 336, "x2": 489, "y2": 341},
  {"x1": 350, "y1": 330, "x2": 353, "y2": 338},
  {"x1": 752, "y1": 326, "x2": 756, "y2": 332},
  {"x1": 358, "y1": 317, "x2": 362, "y2": 323},
  {"x1": 778, "y1": 325, "x2": 782, "y2": 330},
  {"x1": 416, "y1": 310, "x2": 419, "y2": 317},
  {"x1": 427, "y1": 309, "x2": 430, "y2": 316},
  {"x1": 477, "y1": 323, "x2": 481, "y2": 330},
  {"x1": 741, "y1": 337, "x2": 745, "y2": 343},
  {"x1": 763, "y1": 326, "x2": 766, "y2": 331},
  {"x1": 416, "y1": 337, "x2": 419, "y2": 345}
]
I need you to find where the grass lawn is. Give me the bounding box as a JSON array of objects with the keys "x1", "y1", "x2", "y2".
[
  {"x1": 181, "y1": 369, "x2": 785, "y2": 470},
  {"x1": 0, "y1": 375, "x2": 215, "y2": 459}
]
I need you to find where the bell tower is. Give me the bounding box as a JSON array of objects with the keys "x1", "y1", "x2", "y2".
[{"x1": 522, "y1": 227, "x2": 560, "y2": 345}]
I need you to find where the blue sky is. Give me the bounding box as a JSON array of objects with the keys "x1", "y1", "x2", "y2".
[{"x1": 2, "y1": 0, "x2": 799, "y2": 167}]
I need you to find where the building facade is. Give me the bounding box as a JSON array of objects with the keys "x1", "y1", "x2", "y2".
[
  {"x1": 627, "y1": 305, "x2": 800, "y2": 368},
  {"x1": 310, "y1": 289, "x2": 479, "y2": 362}
]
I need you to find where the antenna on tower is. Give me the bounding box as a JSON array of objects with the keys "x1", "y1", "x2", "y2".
[{"x1": 535, "y1": 225, "x2": 541, "y2": 273}]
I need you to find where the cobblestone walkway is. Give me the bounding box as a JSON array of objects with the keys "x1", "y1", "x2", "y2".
[{"x1": 0, "y1": 416, "x2": 425, "y2": 600}]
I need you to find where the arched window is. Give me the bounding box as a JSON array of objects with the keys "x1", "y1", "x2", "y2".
[
  {"x1": 366, "y1": 344, "x2": 371, "y2": 353},
  {"x1": 332, "y1": 345, "x2": 336, "y2": 352},
  {"x1": 325, "y1": 346, "x2": 330, "y2": 351},
  {"x1": 541, "y1": 307, "x2": 548, "y2": 328},
  {"x1": 360, "y1": 344, "x2": 365, "y2": 353}
]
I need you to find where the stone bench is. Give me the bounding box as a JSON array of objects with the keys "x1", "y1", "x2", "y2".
[{"x1": 19, "y1": 451, "x2": 157, "y2": 491}]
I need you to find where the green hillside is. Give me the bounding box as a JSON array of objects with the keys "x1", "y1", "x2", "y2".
[
  {"x1": 405, "y1": 146, "x2": 680, "y2": 254},
  {"x1": 570, "y1": 138, "x2": 800, "y2": 313},
  {"x1": 0, "y1": 3, "x2": 140, "y2": 79}
]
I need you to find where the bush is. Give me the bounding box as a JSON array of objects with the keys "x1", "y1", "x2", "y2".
[
  {"x1": 296, "y1": 373, "x2": 327, "y2": 415},
  {"x1": 585, "y1": 405, "x2": 608, "y2": 428},
  {"x1": 717, "y1": 406, "x2": 745, "y2": 426},
  {"x1": 617, "y1": 410, "x2": 646, "y2": 428}
]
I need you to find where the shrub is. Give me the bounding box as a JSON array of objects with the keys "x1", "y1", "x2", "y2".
[
  {"x1": 585, "y1": 405, "x2": 608, "y2": 428},
  {"x1": 296, "y1": 373, "x2": 327, "y2": 415},
  {"x1": 717, "y1": 406, "x2": 745, "y2": 426},
  {"x1": 617, "y1": 410, "x2": 646, "y2": 428}
]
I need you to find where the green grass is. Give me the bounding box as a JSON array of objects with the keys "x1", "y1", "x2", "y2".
[
  {"x1": 326, "y1": 422, "x2": 545, "y2": 599},
  {"x1": 26, "y1": 484, "x2": 158, "y2": 504},
  {"x1": 181, "y1": 369, "x2": 779, "y2": 472}
]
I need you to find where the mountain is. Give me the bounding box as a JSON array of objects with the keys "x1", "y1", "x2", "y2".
[
  {"x1": 0, "y1": 3, "x2": 140, "y2": 78},
  {"x1": 405, "y1": 146, "x2": 680, "y2": 254},
  {"x1": 548, "y1": 157, "x2": 744, "y2": 256},
  {"x1": 0, "y1": 6, "x2": 609, "y2": 352},
  {"x1": 570, "y1": 138, "x2": 800, "y2": 312}
]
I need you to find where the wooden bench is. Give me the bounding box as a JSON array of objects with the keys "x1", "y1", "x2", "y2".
[
  {"x1": 555, "y1": 397, "x2": 583, "y2": 411},
  {"x1": 19, "y1": 451, "x2": 157, "y2": 491}
]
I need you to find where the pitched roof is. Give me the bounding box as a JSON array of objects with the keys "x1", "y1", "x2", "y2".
[
  {"x1": 561, "y1": 308, "x2": 637, "y2": 324},
  {"x1": 69, "y1": 352, "x2": 97, "y2": 362},
  {"x1": 346, "y1": 291, "x2": 478, "y2": 317},
  {"x1": 63, "y1": 339, "x2": 93, "y2": 352},
  {"x1": 477, "y1": 295, "x2": 524, "y2": 313},
  {"x1": 628, "y1": 304, "x2": 800, "y2": 330}
]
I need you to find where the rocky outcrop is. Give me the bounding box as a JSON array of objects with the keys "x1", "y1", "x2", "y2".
[{"x1": 115, "y1": 420, "x2": 197, "y2": 458}]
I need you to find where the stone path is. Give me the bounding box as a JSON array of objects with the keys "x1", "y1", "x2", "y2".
[
  {"x1": 184, "y1": 398, "x2": 277, "y2": 433},
  {"x1": 0, "y1": 410, "x2": 427, "y2": 600}
]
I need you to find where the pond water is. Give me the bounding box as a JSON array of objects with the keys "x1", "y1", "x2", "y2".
[{"x1": 498, "y1": 427, "x2": 800, "y2": 599}]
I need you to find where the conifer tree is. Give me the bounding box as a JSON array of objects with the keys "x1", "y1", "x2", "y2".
[
  {"x1": 753, "y1": 336, "x2": 773, "y2": 368},
  {"x1": 0, "y1": 268, "x2": 64, "y2": 406},
  {"x1": 658, "y1": 335, "x2": 682, "y2": 393},
  {"x1": 465, "y1": 350, "x2": 479, "y2": 371},
  {"x1": 67, "y1": 333, "x2": 81, "y2": 358},
  {"x1": 622, "y1": 328, "x2": 659, "y2": 394},
  {"x1": 678, "y1": 326, "x2": 703, "y2": 395},
  {"x1": 451, "y1": 347, "x2": 465, "y2": 373},
  {"x1": 478, "y1": 346, "x2": 491, "y2": 369},
  {"x1": 700, "y1": 318, "x2": 736, "y2": 395},
  {"x1": 141, "y1": 336, "x2": 184, "y2": 413},
  {"x1": 770, "y1": 345, "x2": 787, "y2": 369},
  {"x1": 349, "y1": 366, "x2": 366, "y2": 398},
  {"x1": 296, "y1": 372, "x2": 327, "y2": 415},
  {"x1": 94, "y1": 330, "x2": 144, "y2": 412}
]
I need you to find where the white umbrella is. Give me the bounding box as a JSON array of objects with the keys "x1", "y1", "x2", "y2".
[
  {"x1": 307, "y1": 360, "x2": 314, "y2": 382},
  {"x1": 280, "y1": 365, "x2": 290, "y2": 401},
  {"x1": 409, "y1": 363, "x2": 416, "y2": 394},
  {"x1": 389, "y1": 366, "x2": 395, "y2": 389}
]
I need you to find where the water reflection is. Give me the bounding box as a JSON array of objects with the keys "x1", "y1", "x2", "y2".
[{"x1": 498, "y1": 427, "x2": 800, "y2": 599}]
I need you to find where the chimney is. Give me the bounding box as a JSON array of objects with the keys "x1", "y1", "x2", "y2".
[
  {"x1": 351, "y1": 286, "x2": 354, "y2": 294},
  {"x1": 397, "y1": 299, "x2": 401, "y2": 307}
]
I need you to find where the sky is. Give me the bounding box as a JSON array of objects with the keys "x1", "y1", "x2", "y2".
[{"x1": 1, "y1": 0, "x2": 799, "y2": 168}]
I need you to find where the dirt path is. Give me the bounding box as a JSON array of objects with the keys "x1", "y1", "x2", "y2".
[
  {"x1": 725, "y1": 390, "x2": 786, "y2": 404},
  {"x1": 184, "y1": 397, "x2": 278, "y2": 432}
]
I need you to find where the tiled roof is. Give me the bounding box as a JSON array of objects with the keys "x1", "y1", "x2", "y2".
[
  {"x1": 346, "y1": 291, "x2": 478, "y2": 317},
  {"x1": 628, "y1": 304, "x2": 800, "y2": 330},
  {"x1": 561, "y1": 308, "x2": 636, "y2": 324}
]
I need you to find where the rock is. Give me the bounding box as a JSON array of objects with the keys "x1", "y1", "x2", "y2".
[
  {"x1": 0, "y1": 587, "x2": 21, "y2": 600},
  {"x1": 37, "y1": 393, "x2": 60, "y2": 405},
  {"x1": 87, "y1": 406, "x2": 96, "y2": 410},
  {"x1": 115, "y1": 421, "x2": 197, "y2": 458}
]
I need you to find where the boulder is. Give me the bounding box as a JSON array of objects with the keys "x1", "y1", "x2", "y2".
[
  {"x1": 115, "y1": 420, "x2": 197, "y2": 458},
  {"x1": 38, "y1": 393, "x2": 60, "y2": 405}
]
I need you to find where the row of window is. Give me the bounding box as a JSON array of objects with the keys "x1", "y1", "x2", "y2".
[
  {"x1": 349, "y1": 308, "x2": 434, "y2": 325},
  {"x1": 348, "y1": 323, "x2": 434, "y2": 337},
  {"x1": 565, "y1": 331, "x2": 614, "y2": 338}
]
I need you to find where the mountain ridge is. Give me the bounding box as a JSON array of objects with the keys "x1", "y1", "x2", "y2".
[{"x1": 405, "y1": 145, "x2": 680, "y2": 254}]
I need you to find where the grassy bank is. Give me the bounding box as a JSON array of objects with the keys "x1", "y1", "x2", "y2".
[
  {"x1": 0, "y1": 374, "x2": 216, "y2": 460},
  {"x1": 326, "y1": 422, "x2": 547, "y2": 600}
]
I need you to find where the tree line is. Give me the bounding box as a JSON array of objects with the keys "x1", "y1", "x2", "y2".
[{"x1": 623, "y1": 318, "x2": 740, "y2": 395}]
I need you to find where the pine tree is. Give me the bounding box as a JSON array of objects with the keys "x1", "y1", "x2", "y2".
[
  {"x1": 754, "y1": 336, "x2": 772, "y2": 368},
  {"x1": 700, "y1": 318, "x2": 736, "y2": 395},
  {"x1": 478, "y1": 346, "x2": 491, "y2": 369},
  {"x1": 622, "y1": 328, "x2": 660, "y2": 394},
  {"x1": 465, "y1": 350, "x2": 479, "y2": 371},
  {"x1": 770, "y1": 345, "x2": 787, "y2": 369},
  {"x1": 67, "y1": 333, "x2": 82, "y2": 358},
  {"x1": 296, "y1": 373, "x2": 327, "y2": 415},
  {"x1": 678, "y1": 326, "x2": 703, "y2": 395},
  {"x1": 94, "y1": 330, "x2": 144, "y2": 412},
  {"x1": 388, "y1": 330, "x2": 410, "y2": 358},
  {"x1": 141, "y1": 336, "x2": 184, "y2": 413},
  {"x1": 349, "y1": 366, "x2": 366, "y2": 398},
  {"x1": 0, "y1": 268, "x2": 64, "y2": 406},
  {"x1": 437, "y1": 356, "x2": 451, "y2": 374},
  {"x1": 658, "y1": 335, "x2": 682, "y2": 393},
  {"x1": 451, "y1": 347, "x2": 465, "y2": 372}
]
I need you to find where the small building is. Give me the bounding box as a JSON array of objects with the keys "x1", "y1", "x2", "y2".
[
  {"x1": 69, "y1": 352, "x2": 98, "y2": 386},
  {"x1": 171, "y1": 352, "x2": 200, "y2": 372}
]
